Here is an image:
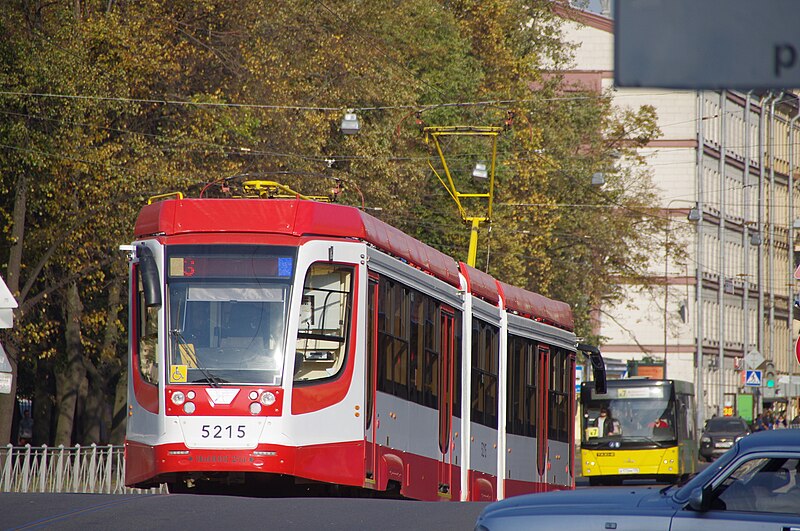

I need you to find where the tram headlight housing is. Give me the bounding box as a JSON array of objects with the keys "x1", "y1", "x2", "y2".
[
  {"x1": 171, "y1": 391, "x2": 186, "y2": 405},
  {"x1": 260, "y1": 392, "x2": 276, "y2": 406}
]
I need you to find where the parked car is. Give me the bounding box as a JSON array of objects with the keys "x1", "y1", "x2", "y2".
[
  {"x1": 474, "y1": 430, "x2": 800, "y2": 531},
  {"x1": 699, "y1": 416, "x2": 751, "y2": 462}
]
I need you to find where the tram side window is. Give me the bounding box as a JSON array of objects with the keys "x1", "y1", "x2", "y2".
[
  {"x1": 377, "y1": 278, "x2": 409, "y2": 399},
  {"x1": 507, "y1": 336, "x2": 524, "y2": 435},
  {"x1": 453, "y1": 312, "x2": 462, "y2": 418},
  {"x1": 422, "y1": 297, "x2": 439, "y2": 409},
  {"x1": 506, "y1": 335, "x2": 538, "y2": 437},
  {"x1": 136, "y1": 266, "x2": 159, "y2": 385},
  {"x1": 294, "y1": 264, "x2": 353, "y2": 383},
  {"x1": 376, "y1": 276, "x2": 459, "y2": 411},
  {"x1": 471, "y1": 318, "x2": 498, "y2": 429},
  {"x1": 549, "y1": 349, "x2": 571, "y2": 443}
]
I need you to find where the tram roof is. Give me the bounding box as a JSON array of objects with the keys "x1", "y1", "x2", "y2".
[
  {"x1": 135, "y1": 197, "x2": 573, "y2": 331},
  {"x1": 497, "y1": 281, "x2": 573, "y2": 331},
  {"x1": 135, "y1": 198, "x2": 462, "y2": 287}
]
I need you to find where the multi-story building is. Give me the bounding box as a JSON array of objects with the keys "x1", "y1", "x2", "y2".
[{"x1": 554, "y1": 3, "x2": 800, "y2": 429}]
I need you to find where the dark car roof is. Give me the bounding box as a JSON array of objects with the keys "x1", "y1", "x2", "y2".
[
  {"x1": 735, "y1": 429, "x2": 800, "y2": 451},
  {"x1": 704, "y1": 416, "x2": 748, "y2": 431}
]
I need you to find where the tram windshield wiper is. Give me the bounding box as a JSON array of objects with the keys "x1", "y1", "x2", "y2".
[{"x1": 170, "y1": 329, "x2": 223, "y2": 388}]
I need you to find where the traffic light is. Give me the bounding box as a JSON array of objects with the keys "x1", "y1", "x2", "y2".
[{"x1": 764, "y1": 361, "x2": 776, "y2": 388}]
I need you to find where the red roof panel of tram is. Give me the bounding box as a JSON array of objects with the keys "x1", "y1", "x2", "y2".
[
  {"x1": 135, "y1": 198, "x2": 461, "y2": 287},
  {"x1": 458, "y1": 262, "x2": 500, "y2": 305},
  {"x1": 497, "y1": 281, "x2": 574, "y2": 331}
]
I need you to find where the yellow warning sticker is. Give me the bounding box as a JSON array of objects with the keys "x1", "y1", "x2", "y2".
[{"x1": 170, "y1": 364, "x2": 187, "y2": 383}]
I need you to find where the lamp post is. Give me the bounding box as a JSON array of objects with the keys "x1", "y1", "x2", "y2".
[{"x1": 663, "y1": 200, "x2": 701, "y2": 382}]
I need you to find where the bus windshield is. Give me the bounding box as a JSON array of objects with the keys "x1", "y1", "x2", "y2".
[
  {"x1": 582, "y1": 384, "x2": 676, "y2": 446},
  {"x1": 166, "y1": 245, "x2": 296, "y2": 386}
]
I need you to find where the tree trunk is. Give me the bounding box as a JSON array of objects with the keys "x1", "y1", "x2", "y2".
[
  {"x1": 100, "y1": 276, "x2": 124, "y2": 443},
  {"x1": 79, "y1": 366, "x2": 103, "y2": 444},
  {"x1": 0, "y1": 173, "x2": 28, "y2": 445},
  {"x1": 33, "y1": 355, "x2": 54, "y2": 446},
  {"x1": 110, "y1": 369, "x2": 127, "y2": 445},
  {"x1": 54, "y1": 283, "x2": 86, "y2": 446}
]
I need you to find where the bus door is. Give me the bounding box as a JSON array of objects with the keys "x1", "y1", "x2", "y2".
[
  {"x1": 536, "y1": 345, "x2": 550, "y2": 486},
  {"x1": 438, "y1": 309, "x2": 456, "y2": 496},
  {"x1": 365, "y1": 277, "x2": 379, "y2": 487}
]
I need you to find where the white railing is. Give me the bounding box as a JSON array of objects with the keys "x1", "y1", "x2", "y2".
[{"x1": 0, "y1": 444, "x2": 165, "y2": 494}]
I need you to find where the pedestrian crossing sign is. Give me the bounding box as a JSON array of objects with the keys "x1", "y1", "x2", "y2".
[{"x1": 745, "y1": 370, "x2": 762, "y2": 387}]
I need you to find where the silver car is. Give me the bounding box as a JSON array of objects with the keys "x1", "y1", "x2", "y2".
[{"x1": 475, "y1": 430, "x2": 800, "y2": 530}]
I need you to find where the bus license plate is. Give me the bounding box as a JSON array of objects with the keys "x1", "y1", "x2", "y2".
[
  {"x1": 619, "y1": 468, "x2": 639, "y2": 474},
  {"x1": 179, "y1": 418, "x2": 265, "y2": 449}
]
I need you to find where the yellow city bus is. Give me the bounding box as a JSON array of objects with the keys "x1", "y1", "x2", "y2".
[{"x1": 579, "y1": 378, "x2": 698, "y2": 485}]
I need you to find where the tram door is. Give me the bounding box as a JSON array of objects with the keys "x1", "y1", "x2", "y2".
[
  {"x1": 536, "y1": 345, "x2": 550, "y2": 486},
  {"x1": 438, "y1": 309, "x2": 455, "y2": 495},
  {"x1": 365, "y1": 278, "x2": 379, "y2": 487}
]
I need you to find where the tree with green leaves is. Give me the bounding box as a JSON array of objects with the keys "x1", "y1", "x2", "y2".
[{"x1": 0, "y1": 0, "x2": 663, "y2": 445}]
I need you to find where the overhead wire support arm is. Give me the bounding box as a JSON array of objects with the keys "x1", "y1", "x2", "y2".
[{"x1": 423, "y1": 125, "x2": 503, "y2": 267}]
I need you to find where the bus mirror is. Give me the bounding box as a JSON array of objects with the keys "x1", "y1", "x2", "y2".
[
  {"x1": 578, "y1": 343, "x2": 607, "y2": 394},
  {"x1": 137, "y1": 245, "x2": 162, "y2": 308}
]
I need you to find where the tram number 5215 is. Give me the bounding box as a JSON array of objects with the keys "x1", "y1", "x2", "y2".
[{"x1": 201, "y1": 424, "x2": 246, "y2": 439}]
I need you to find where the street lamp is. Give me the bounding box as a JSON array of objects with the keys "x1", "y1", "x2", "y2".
[
  {"x1": 591, "y1": 172, "x2": 606, "y2": 186},
  {"x1": 340, "y1": 110, "x2": 360, "y2": 135}
]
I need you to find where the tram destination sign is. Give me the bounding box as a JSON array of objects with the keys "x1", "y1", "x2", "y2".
[{"x1": 615, "y1": 0, "x2": 800, "y2": 89}]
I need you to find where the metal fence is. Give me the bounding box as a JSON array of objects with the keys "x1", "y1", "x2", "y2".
[{"x1": 0, "y1": 444, "x2": 165, "y2": 494}]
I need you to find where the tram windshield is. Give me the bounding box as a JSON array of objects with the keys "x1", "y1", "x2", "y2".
[
  {"x1": 581, "y1": 383, "x2": 676, "y2": 447},
  {"x1": 166, "y1": 245, "x2": 295, "y2": 386}
]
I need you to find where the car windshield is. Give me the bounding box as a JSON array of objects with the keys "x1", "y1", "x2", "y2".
[{"x1": 705, "y1": 417, "x2": 746, "y2": 432}]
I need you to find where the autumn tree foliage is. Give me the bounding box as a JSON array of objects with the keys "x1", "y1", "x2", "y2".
[{"x1": 0, "y1": 0, "x2": 661, "y2": 445}]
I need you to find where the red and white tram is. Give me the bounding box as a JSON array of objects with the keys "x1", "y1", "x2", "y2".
[{"x1": 123, "y1": 187, "x2": 605, "y2": 501}]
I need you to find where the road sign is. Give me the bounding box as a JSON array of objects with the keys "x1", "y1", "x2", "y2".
[
  {"x1": 745, "y1": 349, "x2": 764, "y2": 370},
  {"x1": 615, "y1": 0, "x2": 800, "y2": 89},
  {"x1": 745, "y1": 370, "x2": 763, "y2": 387},
  {"x1": 0, "y1": 343, "x2": 10, "y2": 373}
]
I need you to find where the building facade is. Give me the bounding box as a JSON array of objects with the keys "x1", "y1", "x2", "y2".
[{"x1": 555, "y1": 5, "x2": 800, "y2": 428}]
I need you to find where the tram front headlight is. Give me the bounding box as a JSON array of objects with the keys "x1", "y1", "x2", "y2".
[
  {"x1": 183, "y1": 402, "x2": 196, "y2": 414},
  {"x1": 260, "y1": 392, "x2": 276, "y2": 406},
  {"x1": 249, "y1": 402, "x2": 263, "y2": 415},
  {"x1": 171, "y1": 391, "x2": 186, "y2": 405}
]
